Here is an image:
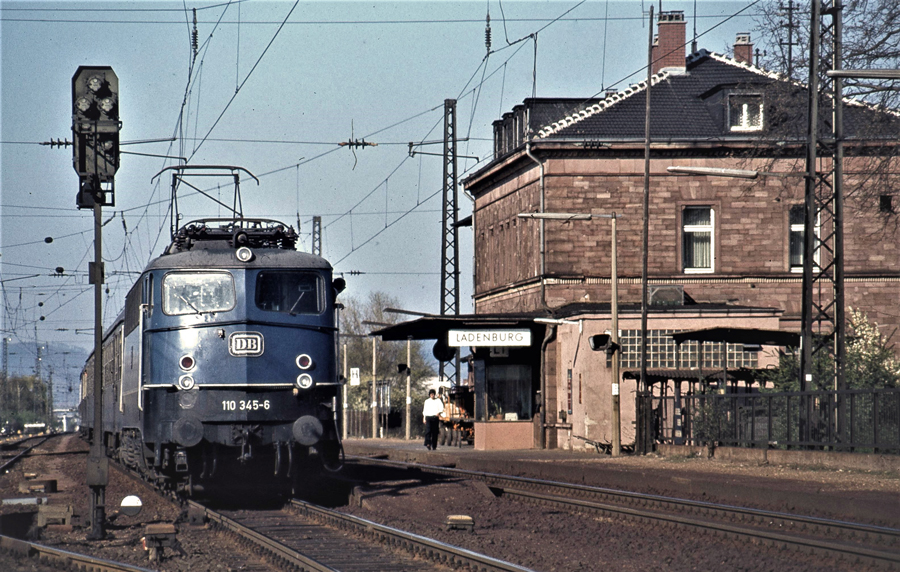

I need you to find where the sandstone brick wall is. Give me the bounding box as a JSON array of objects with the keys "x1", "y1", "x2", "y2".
[{"x1": 472, "y1": 154, "x2": 900, "y2": 338}]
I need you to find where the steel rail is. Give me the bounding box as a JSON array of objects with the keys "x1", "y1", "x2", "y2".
[
  {"x1": 186, "y1": 500, "x2": 338, "y2": 572},
  {"x1": 0, "y1": 435, "x2": 52, "y2": 474},
  {"x1": 190, "y1": 496, "x2": 535, "y2": 572},
  {"x1": 290, "y1": 498, "x2": 537, "y2": 572},
  {"x1": 501, "y1": 487, "x2": 900, "y2": 569},
  {"x1": 0, "y1": 534, "x2": 157, "y2": 572},
  {"x1": 347, "y1": 455, "x2": 900, "y2": 565}
]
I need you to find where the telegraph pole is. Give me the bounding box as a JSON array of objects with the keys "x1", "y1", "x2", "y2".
[
  {"x1": 638, "y1": 6, "x2": 654, "y2": 456},
  {"x1": 610, "y1": 214, "x2": 620, "y2": 457},
  {"x1": 342, "y1": 343, "x2": 348, "y2": 440},
  {"x1": 34, "y1": 325, "x2": 42, "y2": 382},
  {"x1": 406, "y1": 339, "x2": 412, "y2": 440},
  {"x1": 87, "y1": 189, "x2": 107, "y2": 539},
  {"x1": 517, "y1": 212, "x2": 623, "y2": 455},
  {"x1": 371, "y1": 337, "x2": 378, "y2": 439},
  {"x1": 1, "y1": 336, "x2": 8, "y2": 415}
]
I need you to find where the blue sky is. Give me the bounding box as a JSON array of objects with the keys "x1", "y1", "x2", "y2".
[{"x1": 1, "y1": 0, "x2": 760, "y2": 361}]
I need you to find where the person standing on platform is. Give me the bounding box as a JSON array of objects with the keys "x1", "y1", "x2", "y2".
[{"x1": 423, "y1": 389, "x2": 443, "y2": 450}]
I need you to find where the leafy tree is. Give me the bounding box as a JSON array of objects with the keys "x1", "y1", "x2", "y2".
[
  {"x1": 760, "y1": 308, "x2": 900, "y2": 390},
  {"x1": 0, "y1": 374, "x2": 51, "y2": 431},
  {"x1": 339, "y1": 291, "x2": 435, "y2": 412},
  {"x1": 845, "y1": 307, "x2": 900, "y2": 388}
]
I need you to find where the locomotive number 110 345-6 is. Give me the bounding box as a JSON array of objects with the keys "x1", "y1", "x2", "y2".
[{"x1": 222, "y1": 400, "x2": 271, "y2": 411}]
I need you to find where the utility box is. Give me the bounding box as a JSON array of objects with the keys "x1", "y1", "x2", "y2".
[
  {"x1": 18, "y1": 479, "x2": 57, "y2": 494},
  {"x1": 85, "y1": 456, "x2": 108, "y2": 487},
  {"x1": 37, "y1": 504, "x2": 74, "y2": 527},
  {"x1": 142, "y1": 523, "x2": 179, "y2": 561}
]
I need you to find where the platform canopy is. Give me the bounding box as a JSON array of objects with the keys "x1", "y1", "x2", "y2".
[
  {"x1": 623, "y1": 367, "x2": 765, "y2": 385},
  {"x1": 670, "y1": 327, "x2": 800, "y2": 347},
  {"x1": 369, "y1": 312, "x2": 543, "y2": 341}
]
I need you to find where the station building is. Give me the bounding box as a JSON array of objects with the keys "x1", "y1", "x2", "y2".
[{"x1": 377, "y1": 12, "x2": 900, "y2": 451}]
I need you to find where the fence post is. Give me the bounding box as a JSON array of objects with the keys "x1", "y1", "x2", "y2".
[
  {"x1": 733, "y1": 395, "x2": 738, "y2": 447},
  {"x1": 715, "y1": 395, "x2": 721, "y2": 447},
  {"x1": 787, "y1": 394, "x2": 792, "y2": 448},
  {"x1": 873, "y1": 391, "x2": 879, "y2": 451},
  {"x1": 673, "y1": 386, "x2": 683, "y2": 446},
  {"x1": 750, "y1": 395, "x2": 756, "y2": 447}
]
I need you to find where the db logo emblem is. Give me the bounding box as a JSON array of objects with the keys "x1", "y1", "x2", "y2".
[{"x1": 229, "y1": 332, "x2": 264, "y2": 356}]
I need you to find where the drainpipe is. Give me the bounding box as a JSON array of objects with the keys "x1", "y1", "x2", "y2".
[
  {"x1": 526, "y1": 142, "x2": 550, "y2": 449},
  {"x1": 539, "y1": 324, "x2": 557, "y2": 449},
  {"x1": 524, "y1": 142, "x2": 546, "y2": 309},
  {"x1": 463, "y1": 188, "x2": 476, "y2": 312}
]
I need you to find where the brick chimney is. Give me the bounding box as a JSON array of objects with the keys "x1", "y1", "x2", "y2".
[
  {"x1": 734, "y1": 33, "x2": 753, "y2": 65},
  {"x1": 652, "y1": 11, "x2": 686, "y2": 74}
]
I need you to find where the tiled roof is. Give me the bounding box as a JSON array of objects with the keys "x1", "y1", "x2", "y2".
[{"x1": 535, "y1": 50, "x2": 899, "y2": 142}]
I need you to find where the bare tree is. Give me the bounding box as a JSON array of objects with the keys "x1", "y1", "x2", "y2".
[
  {"x1": 754, "y1": 0, "x2": 900, "y2": 105},
  {"x1": 743, "y1": 0, "x2": 900, "y2": 235}
]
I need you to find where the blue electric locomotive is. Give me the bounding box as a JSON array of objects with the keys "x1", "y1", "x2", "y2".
[{"x1": 81, "y1": 217, "x2": 345, "y2": 494}]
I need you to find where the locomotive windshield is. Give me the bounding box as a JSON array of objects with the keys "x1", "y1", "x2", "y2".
[
  {"x1": 163, "y1": 271, "x2": 236, "y2": 315},
  {"x1": 255, "y1": 271, "x2": 322, "y2": 315}
]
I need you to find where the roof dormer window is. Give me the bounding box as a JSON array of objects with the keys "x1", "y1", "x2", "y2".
[{"x1": 728, "y1": 94, "x2": 763, "y2": 131}]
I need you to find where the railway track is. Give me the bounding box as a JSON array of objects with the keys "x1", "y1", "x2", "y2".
[
  {"x1": 189, "y1": 498, "x2": 536, "y2": 572},
  {"x1": 347, "y1": 455, "x2": 900, "y2": 570},
  {"x1": 0, "y1": 434, "x2": 52, "y2": 474},
  {"x1": 0, "y1": 534, "x2": 157, "y2": 572},
  {"x1": 0, "y1": 434, "x2": 164, "y2": 572}
]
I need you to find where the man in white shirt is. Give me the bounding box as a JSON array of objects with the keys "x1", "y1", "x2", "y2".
[{"x1": 422, "y1": 389, "x2": 444, "y2": 450}]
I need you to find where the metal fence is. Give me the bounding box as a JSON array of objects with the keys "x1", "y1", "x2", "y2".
[
  {"x1": 649, "y1": 388, "x2": 900, "y2": 453},
  {"x1": 343, "y1": 408, "x2": 419, "y2": 440}
]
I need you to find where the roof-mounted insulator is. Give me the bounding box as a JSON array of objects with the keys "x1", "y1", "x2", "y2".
[
  {"x1": 168, "y1": 218, "x2": 299, "y2": 253},
  {"x1": 192, "y1": 9, "x2": 199, "y2": 57},
  {"x1": 485, "y1": 12, "x2": 492, "y2": 55}
]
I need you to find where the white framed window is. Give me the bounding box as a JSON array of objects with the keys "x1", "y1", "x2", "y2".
[
  {"x1": 789, "y1": 204, "x2": 821, "y2": 272},
  {"x1": 728, "y1": 94, "x2": 763, "y2": 132},
  {"x1": 618, "y1": 329, "x2": 758, "y2": 369},
  {"x1": 682, "y1": 206, "x2": 714, "y2": 273}
]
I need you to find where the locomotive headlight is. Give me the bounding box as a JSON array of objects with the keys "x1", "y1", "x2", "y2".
[
  {"x1": 179, "y1": 355, "x2": 195, "y2": 371},
  {"x1": 295, "y1": 373, "x2": 314, "y2": 390},
  {"x1": 295, "y1": 354, "x2": 313, "y2": 370},
  {"x1": 178, "y1": 375, "x2": 195, "y2": 391},
  {"x1": 235, "y1": 246, "x2": 253, "y2": 262}
]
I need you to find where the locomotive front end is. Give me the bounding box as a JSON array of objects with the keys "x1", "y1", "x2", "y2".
[{"x1": 132, "y1": 219, "x2": 344, "y2": 492}]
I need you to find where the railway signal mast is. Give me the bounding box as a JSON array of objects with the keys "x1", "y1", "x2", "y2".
[{"x1": 72, "y1": 65, "x2": 120, "y2": 540}]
